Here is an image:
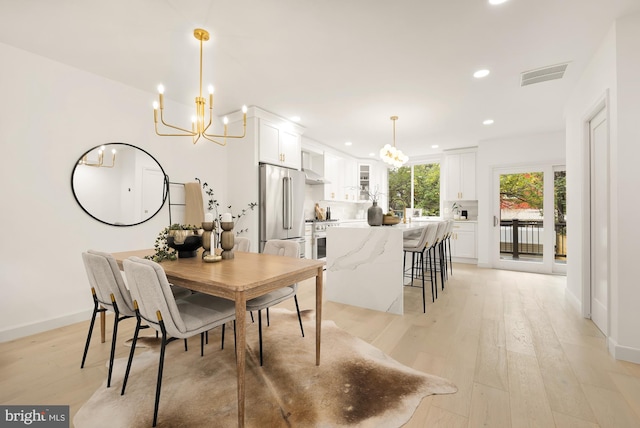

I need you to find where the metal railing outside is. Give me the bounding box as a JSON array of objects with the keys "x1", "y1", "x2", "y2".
[{"x1": 500, "y1": 219, "x2": 567, "y2": 260}]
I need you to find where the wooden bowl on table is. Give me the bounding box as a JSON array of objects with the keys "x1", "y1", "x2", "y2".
[{"x1": 382, "y1": 215, "x2": 401, "y2": 225}]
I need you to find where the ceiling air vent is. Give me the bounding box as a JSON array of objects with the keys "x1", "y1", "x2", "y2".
[{"x1": 520, "y1": 63, "x2": 569, "y2": 87}]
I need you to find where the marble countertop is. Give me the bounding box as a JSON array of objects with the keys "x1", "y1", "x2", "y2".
[{"x1": 336, "y1": 221, "x2": 441, "y2": 232}]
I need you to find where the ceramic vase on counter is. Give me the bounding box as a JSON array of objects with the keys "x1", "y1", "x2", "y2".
[{"x1": 367, "y1": 201, "x2": 383, "y2": 226}]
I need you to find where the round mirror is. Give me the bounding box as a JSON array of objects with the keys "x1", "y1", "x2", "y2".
[{"x1": 71, "y1": 143, "x2": 168, "y2": 226}]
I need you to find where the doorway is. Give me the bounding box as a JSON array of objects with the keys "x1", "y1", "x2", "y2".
[
  {"x1": 589, "y1": 106, "x2": 609, "y2": 335},
  {"x1": 492, "y1": 165, "x2": 561, "y2": 274}
]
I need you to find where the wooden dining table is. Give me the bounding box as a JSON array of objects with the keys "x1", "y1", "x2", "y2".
[{"x1": 112, "y1": 249, "x2": 325, "y2": 427}]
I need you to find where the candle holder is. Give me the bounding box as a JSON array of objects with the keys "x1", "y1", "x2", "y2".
[
  {"x1": 201, "y1": 221, "x2": 215, "y2": 258},
  {"x1": 220, "y1": 221, "x2": 235, "y2": 259}
]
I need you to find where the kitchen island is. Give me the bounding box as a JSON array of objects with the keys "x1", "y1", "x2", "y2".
[{"x1": 326, "y1": 221, "x2": 436, "y2": 315}]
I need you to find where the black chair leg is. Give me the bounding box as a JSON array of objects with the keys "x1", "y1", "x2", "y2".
[
  {"x1": 250, "y1": 311, "x2": 254, "y2": 323},
  {"x1": 121, "y1": 314, "x2": 142, "y2": 396},
  {"x1": 152, "y1": 322, "x2": 168, "y2": 427},
  {"x1": 431, "y1": 247, "x2": 438, "y2": 299},
  {"x1": 428, "y1": 248, "x2": 435, "y2": 302},
  {"x1": 200, "y1": 332, "x2": 204, "y2": 357},
  {"x1": 420, "y1": 251, "x2": 426, "y2": 313},
  {"x1": 258, "y1": 310, "x2": 264, "y2": 366},
  {"x1": 447, "y1": 238, "x2": 453, "y2": 276},
  {"x1": 221, "y1": 323, "x2": 226, "y2": 349},
  {"x1": 266, "y1": 307, "x2": 270, "y2": 327},
  {"x1": 80, "y1": 301, "x2": 101, "y2": 368},
  {"x1": 294, "y1": 295, "x2": 305, "y2": 337},
  {"x1": 440, "y1": 243, "x2": 446, "y2": 290},
  {"x1": 402, "y1": 250, "x2": 406, "y2": 283},
  {"x1": 106, "y1": 302, "x2": 121, "y2": 388}
]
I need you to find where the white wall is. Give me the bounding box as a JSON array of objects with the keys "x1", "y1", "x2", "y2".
[
  {"x1": 614, "y1": 13, "x2": 640, "y2": 361},
  {"x1": 476, "y1": 132, "x2": 566, "y2": 267},
  {"x1": 564, "y1": 13, "x2": 640, "y2": 362},
  {"x1": 0, "y1": 42, "x2": 229, "y2": 341}
]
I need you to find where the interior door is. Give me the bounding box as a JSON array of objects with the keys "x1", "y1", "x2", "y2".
[
  {"x1": 590, "y1": 107, "x2": 608, "y2": 335},
  {"x1": 141, "y1": 168, "x2": 165, "y2": 224},
  {"x1": 493, "y1": 165, "x2": 555, "y2": 273}
]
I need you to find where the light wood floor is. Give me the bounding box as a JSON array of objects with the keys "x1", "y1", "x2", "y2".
[{"x1": 1, "y1": 263, "x2": 639, "y2": 427}]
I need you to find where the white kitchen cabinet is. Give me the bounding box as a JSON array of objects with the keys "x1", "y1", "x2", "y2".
[
  {"x1": 323, "y1": 152, "x2": 343, "y2": 201},
  {"x1": 259, "y1": 119, "x2": 301, "y2": 169},
  {"x1": 450, "y1": 221, "x2": 476, "y2": 260},
  {"x1": 445, "y1": 151, "x2": 476, "y2": 201}
]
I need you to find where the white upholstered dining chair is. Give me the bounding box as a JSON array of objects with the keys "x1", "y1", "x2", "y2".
[
  {"x1": 121, "y1": 256, "x2": 236, "y2": 427},
  {"x1": 246, "y1": 239, "x2": 304, "y2": 366},
  {"x1": 233, "y1": 236, "x2": 251, "y2": 252},
  {"x1": 81, "y1": 250, "x2": 136, "y2": 388}
]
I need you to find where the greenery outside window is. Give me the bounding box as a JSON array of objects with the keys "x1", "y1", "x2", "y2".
[{"x1": 388, "y1": 163, "x2": 441, "y2": 217}]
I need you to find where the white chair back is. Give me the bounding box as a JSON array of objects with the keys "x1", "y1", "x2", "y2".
[
  {"x1": 263, "y1": 240, "x2": 300, "y2": 291},
  {"x1": 403, "y1": 226, "x2": 431, "y2": 252},
  {"x1": 263, "y1": 240, "x2": 300, "y2": 258},
  {"x1": 424, "y1": 222, "x2": 440, "y2": 249},
  {"x1": 434, "y1": 221, "x2": 448, "y2": 243},
  {"x1": 234, "y1": 237, "x2": 251, "y2": 252},
  {"x1": 82, "y1": 250, "x2": 135, "y2": 317},
  {"x1": 123, "y1": 257, "x2": 189, "y2": 338}
]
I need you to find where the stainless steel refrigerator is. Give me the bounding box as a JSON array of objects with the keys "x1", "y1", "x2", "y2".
[{"x1": 259, "y1": 163, "x2": 306, "y2": 256}]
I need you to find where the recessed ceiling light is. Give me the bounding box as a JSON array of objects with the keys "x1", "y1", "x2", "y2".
[
  {"x1": 431, "y1": 145, "x2": 439, "y2": 149},
  {"x1": 483, "y1": 119, "x2": 494, "y2": 125},
  {"x1": 289, "y1": 116, "x2": 301, "y2": 122},
  {"x1": 473, "y1": 69, "x2": 490, "y2": 78},
  {"x1": 344, "y1": 141, "x2": 352, "y2": 146},
  {"x1": 489, "y1": 0, "x2": 509, "y2": 4}
]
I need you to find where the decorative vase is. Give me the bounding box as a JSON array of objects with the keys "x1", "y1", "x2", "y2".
[
  {"x1": 220, "y1": 221, "x2": 235, "y2": 259},
  {"x1": 201, "y1": 221, "x2": 215, "y2": 258},
  {"x1": 367, "y1": 201, "x2": 383, "y2": 226}
]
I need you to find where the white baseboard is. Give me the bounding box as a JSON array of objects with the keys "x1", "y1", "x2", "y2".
[
  {"x1": 0, "y1": 309, "x2": 92, "y2": 343},
  {"x1": 564, "y1": 286, "x2": 582, "y2": 314},
  {"x1": 452, "y1": 257, "x2": 478, "y2": 265},
  {"x1": 609, "y1": 337, "x2": 640, "y2": 364}
]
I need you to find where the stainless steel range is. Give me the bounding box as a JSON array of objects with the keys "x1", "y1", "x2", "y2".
[{"x1": 308, "y1": 219, "x2": 340, "y2": 260}]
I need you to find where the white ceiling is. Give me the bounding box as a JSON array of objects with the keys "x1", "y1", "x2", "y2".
[{"x1": 1, "y1": 0, "x2": 639, "y2": 159}]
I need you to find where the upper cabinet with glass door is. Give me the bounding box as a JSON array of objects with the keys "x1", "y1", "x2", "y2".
[{"x1": 445, "y1": 150, "x2": 476, "y2": 201}]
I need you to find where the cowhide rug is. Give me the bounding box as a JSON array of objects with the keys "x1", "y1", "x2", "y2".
[{"x1": 74, "y1": 309, "x2": 456, "y2": 427}]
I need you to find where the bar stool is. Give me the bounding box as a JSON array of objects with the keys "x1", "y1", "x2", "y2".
[
  {"x1": 403, "y1": 224, "x2": 437, "y2": 313},
  {"x1": 433, "y1": 221, "x2": 449, "y2": 291}
]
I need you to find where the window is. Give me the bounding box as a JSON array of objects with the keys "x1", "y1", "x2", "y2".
[{"x1": 388, "y1": 163, "x2": 440, "y2": 217}]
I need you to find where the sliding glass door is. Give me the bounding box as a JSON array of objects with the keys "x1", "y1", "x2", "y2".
[{"x1": 492, "y1": 165, "x2": 563, "y2": 273}]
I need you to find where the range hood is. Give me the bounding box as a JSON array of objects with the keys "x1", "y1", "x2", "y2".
[{"x1": 303, "y1": 168, "x2": 330, "y2": 185}]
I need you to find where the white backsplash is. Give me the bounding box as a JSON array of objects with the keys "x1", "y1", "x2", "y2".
[
  {"x1": 304, "y1": 184, "x2": 368, "y2": 220},
  {"x1": 443, "y1": 200, "x2": 478, "y2": 221}
]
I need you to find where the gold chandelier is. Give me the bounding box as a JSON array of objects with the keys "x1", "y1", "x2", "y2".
[
  {"x1": 379, "y1": 116, "x2": 408, "y2": 167},
  {"x1": 153, "y1": 28, "x2": 247, "y2": 145},
  {"x1": 78, "y1": 146, "x2": 116, "y2": 168}
]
